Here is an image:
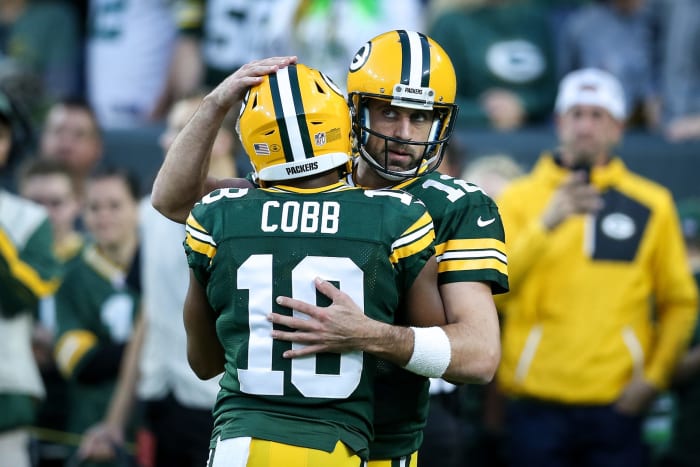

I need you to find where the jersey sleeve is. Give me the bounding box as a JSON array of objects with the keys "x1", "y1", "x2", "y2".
[
  {"x1": 0, "y1": 218, "x2": 61, "y2": 318},
  {"x1": 183, "y1": 201, "x2": 218, "y2": 286},
  {"x1": 380, "y1": 190, "x2": 436, "y2": 293},
  {"x1": 53, "y1": 266, "x2": 99, "y2": 379},
  {"x1": 428, "y1": 179, "x2": 509, "y2": 293}
]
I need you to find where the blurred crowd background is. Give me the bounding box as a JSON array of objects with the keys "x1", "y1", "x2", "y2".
[
  {"x1": 1, "y1": 1, "x2": 700, "y2": 467},
  {"x1": 0, "y1": 0, "x2": 699, "y2": 195}
]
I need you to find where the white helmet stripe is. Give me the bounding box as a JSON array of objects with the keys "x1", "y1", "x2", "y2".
[
  {"x1": 275, "y1": 67, "x2": 307, "y2": 163},
  {"x1": 406, "y1": 30, "x2": 425, "y2": 87}
]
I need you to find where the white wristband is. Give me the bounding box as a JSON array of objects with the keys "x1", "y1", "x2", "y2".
[{"x1": 403, "y1": 326, "x2": 452, "y2": 378}]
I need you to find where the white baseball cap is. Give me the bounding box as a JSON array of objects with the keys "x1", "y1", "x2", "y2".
[{"x1": 555, "y1": 68, "x2": 626, "y2": 121}]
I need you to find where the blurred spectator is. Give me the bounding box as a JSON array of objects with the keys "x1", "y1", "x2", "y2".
[
  {"x1": 17, "y1": 158, "x2": 84, "y2": 264},
  {"x1": 291, "y1": 0, "x2": 426, "y2": 91},
  {"x1": 16, "y1": 157, "x2": 84, "y2": 467},
  {"x1": 77, "y1": 93, "x2": 238, "y2": 467},
  {"x1": 40, "y1": 97, "x2": 102, "y2": 181},
  {"x1": 156, "y1": 91, "x2": 240, "y2": 182},
  {"x1": 448, "y1": 153, "x2": 524, "y2": 467},
  {"x1": 170, "y1": 0, "x2": 425, "y2": 98},
  {"x1": 158, "y1": 0, "x2": 205, "y2": 115},
  {"x1": 434, "y1": 132, "x2": 468, "y2": 178},
  {"x1": 421, "y1": 379, "x2": 466, "y2": 467},
  {"x1": 427, "y1": 0, "x2": 490, "y2": 25},
  {"x1": 496, "y1": 68, "x2": 698, "y2": 467},
  {"x1": 0, "y1": 92, "x2": 35, "y2": 194},
  {"x1": 461, "y1": 153, "x2": 524, "y2": 199},
  {"x1": 529, "y1": 0, "x2": 596, "y2": 45},
  {"x1": 421, "y1": 152, "x2": 522, "y2": 467},
  {"x1": 85, "y1": 0, "x2": 179, "y2": 128},
  {"x1": 649, "y1": 0, "x2": 700, "y2": 142},
  {"x1": 193, "y1": 0, "x2": 296, "y2": 88},
  {"x1": 557, "y1": 0, "x2": 658, "y2": 128},
  {"x1": 655, "y1": 198, "x2": 700, "y2": 467},
  {"x1": 0, "y1": 0, "x2": 81, "y2": 104},
  {"x1": 53, "y1": 166, "x2": 141, "y2": 466},
  {"x1": 429, "y1": 0, "x2": 557, "y2": 130},
  {"x1": 0, "y1": 85, "x2": 61, "y2": 467}
]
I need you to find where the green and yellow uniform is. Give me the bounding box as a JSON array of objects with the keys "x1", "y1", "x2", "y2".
[
  {"x1": 184, "y1": 182, "x2": 436, "y2": 462},
  {"x1": 353, "y1": 172, "x2": 509, "y2": 462}
]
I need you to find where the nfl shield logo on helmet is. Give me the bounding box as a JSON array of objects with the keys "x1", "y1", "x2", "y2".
[{"x1": 314, "y1": 132, "x2": 326, "y2": 146}]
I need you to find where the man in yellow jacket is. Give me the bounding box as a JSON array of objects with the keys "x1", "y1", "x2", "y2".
[{"x1": 496, "y1": 68, "x2": 699, "y2": 467}]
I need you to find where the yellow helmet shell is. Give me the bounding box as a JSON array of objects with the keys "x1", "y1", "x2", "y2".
[
  {"x1": 347, "y1": 30, "x2": 457, "y2": 110},
  {"x1": 238, "y1": 64, "x2": 352, "y2": 183}
]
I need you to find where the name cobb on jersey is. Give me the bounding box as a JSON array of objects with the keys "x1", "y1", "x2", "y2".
[{"x1": 261, "y1": 200, "x2": 340, "y2": 234}]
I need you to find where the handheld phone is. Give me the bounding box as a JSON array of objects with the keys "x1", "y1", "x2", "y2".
[{"x1": 571, "y1": 162, "x2": 591, "y2": 183}]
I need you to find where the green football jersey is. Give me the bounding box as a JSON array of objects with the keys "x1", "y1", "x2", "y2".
[
  {"x1": 367, "y1": 171, "x2": 510, "y2": 460},
  {"x1": 183, "y1": 181, "x2": 436, "y2": 460},
  {"x1": 54, "y1": 244, "x2": 140, "y2": 436}
]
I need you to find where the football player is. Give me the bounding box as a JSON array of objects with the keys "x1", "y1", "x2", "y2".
[
  {"x1": 151, "y1": 31, "x2": 509, "y2": 466},
  {"x1": 272, "y1": 30, "x2": 509, "y2": 467},
  {"x1": 180, "y1": 63, "x2": 446, "y2": 466}
]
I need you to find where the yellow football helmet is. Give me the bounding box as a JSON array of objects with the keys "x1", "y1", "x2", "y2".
[
  {"x1": 237, "y1": 63, "x2": 352, "y2": 185},
  {"x1": 347, "y1": 30, "x2": 459, "y2": 180}
]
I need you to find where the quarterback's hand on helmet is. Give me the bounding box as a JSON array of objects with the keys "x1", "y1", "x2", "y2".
[
  {"x1": 210, "y1": 56, "x2": 298, "y2": 111},
  {"x1": 270, "y1": 277, "x2": 385, "y2": 357}
]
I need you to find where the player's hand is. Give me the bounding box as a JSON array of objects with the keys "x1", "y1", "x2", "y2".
[
  {"x1": 78, "y1": 422, "x2": 124, "y2": 462},
  {"x1": 209, "y1": 56, "x2": 298, "y2": 111},
  {"x1": 541, "y1": 171, "x2": 602, "y2": 231},
  {"x1": 270, "y1": 277, "x2": 377, "y2": 357}
]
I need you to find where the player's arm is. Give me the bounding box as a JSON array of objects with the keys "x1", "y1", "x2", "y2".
[
  {"x1": 271, "y1": 277, "x2": 411, "y2": 361},
  {"x1": 394, "y1": 272, "x2": 500, "y2": 385},
  {"x1": 183, "y1": 270, "x2": 225, "y2": 379},
  {"x1": 436, "y1": 281, "x2": 501, "y2": 383},
  {"x1": 271, "y1": 255, "x2": 445, "y2": 366},
  {"x1": 151, "y1": 56, "x2": 296, "y2": 223},
  {"x1": 272, "y1": 277, "x2": 498, "y2": 384}
]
